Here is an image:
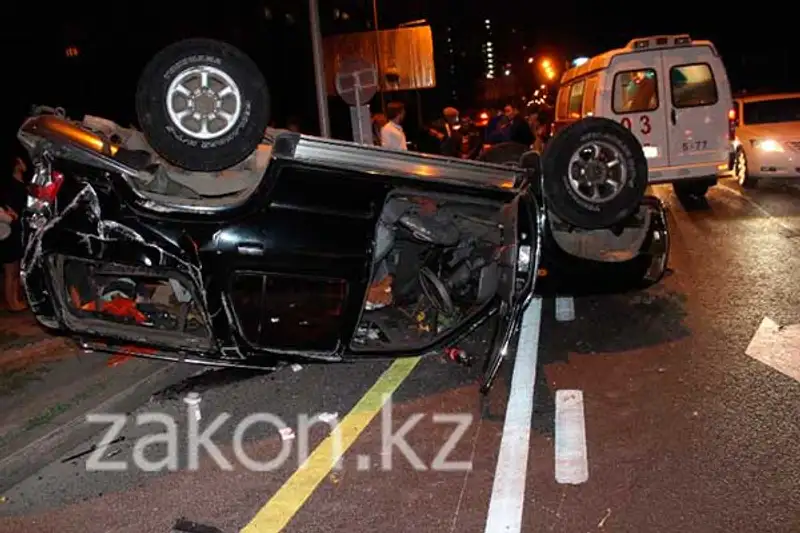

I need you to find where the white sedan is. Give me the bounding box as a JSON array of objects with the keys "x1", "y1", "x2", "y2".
[{"x1": 732, "y1": 92, "x2": 800, "y2": 188}]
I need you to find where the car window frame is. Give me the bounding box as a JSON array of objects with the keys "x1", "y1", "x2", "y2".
[
  {"x1": 611, "y1": 68, "x2": 660, "y2": 115},
  {"x1": 582, "y1": 74, "x2": 599, "y2": 116},
  {"x1": 556, "y1": 84, "x2": 571, "y2": 120},
  {"x1": 669, "y1": 62, "x2": 719, "y2": 109},
  {"x1": 567, "y1": 79, "x2": 585, "y2": 118}
]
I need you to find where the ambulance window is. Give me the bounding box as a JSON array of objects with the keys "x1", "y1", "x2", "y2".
[
  {"x1": 612, "y1": 69, "x2": 658, "y2": 114},
  {"x1": 556, "y1": 86, "x2": 570, "y2": 119},
  {"x1": 568, "y1": 80, "x2": 585, "y2": 118},
  {"x1": 583, "y1": 75, "x2": 598, "y2": 115},
  {"x1": 670, "y1": 63, "x2": 718, "y2": 108}
]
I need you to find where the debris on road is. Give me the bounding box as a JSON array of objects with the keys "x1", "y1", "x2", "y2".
[
  {"x1": 171, "y1": 518, "x2": 224, "y2": 533},
  {"x1": 444, "y1": 347, "x2": 471, "y2": 366},
  {"x1": 598, "y1": 508, "x2": 612, "y2": 528},
  {"x1": 60, "y1": 436, "x2": 125, "y2": 463},
  {"x1": 316, "y1": 412, "x2": 338, "y2": 424},
  {"x1": 279, "y1": 427, "x2": 295, "y2": 441},
  {"x1": 106, "y1": 354, "x2": 133, "y2": 367},
  {"x1": 555, "y1": 296, "x2": 575, "y2": 322},
  {"x1": 290, "y1": 363, "x2": 303, "y2": 372}
]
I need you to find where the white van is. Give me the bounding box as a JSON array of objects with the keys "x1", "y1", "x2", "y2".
[{"x1": 555, "y1": 35, "x2": 734, "y2": 199}]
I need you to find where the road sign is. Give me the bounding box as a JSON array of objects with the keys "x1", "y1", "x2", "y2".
[{"x1": 335, "y1": 57, "x2": 378, "y2": 107}]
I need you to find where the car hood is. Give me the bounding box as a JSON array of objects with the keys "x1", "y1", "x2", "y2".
[{"x1": 739, "y1": 121, "x2": 800, "y2": 140}]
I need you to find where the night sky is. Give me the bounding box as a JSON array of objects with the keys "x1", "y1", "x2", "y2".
[{"x1": 3, "y1": 1, "x2": 796, "y2": 157}]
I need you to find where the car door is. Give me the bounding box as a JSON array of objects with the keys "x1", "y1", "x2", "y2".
[
  {"x1": 210, "y1": 160, "x2": 383, "y2": 359},
  {"x1": 605, "y1": 51, "x2": 670, "y2": 170},
  {"x1": 659, "y1": 47, "x2": 731, "y2": 169}
]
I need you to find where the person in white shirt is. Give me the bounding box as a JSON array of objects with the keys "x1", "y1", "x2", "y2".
[{"x1": 380, "y1": 101, "x2": 407, "y2": 151}]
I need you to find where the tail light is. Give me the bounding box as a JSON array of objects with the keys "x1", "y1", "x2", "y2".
[
  {"x1": 728, "y1": 107, "x2": 737, "y2": 141},
  {"x1": 30, "y1": 170, "x2": 64, "y2": 204},
  {"x1": 29, "y1": 167, "x2": 64, "y2": 205}
]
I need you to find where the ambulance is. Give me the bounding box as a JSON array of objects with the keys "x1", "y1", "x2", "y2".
[{"x1": 555, "y1": 35, "x2": 735, "y2": 199}]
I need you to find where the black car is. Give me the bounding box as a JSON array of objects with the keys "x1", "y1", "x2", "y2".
[{"x1": 16, "y1": 40, "x2": 668, "y2": 392}]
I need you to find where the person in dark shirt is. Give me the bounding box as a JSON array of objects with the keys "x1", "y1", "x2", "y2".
[
  {"x1": 503, "y1": 103, "x2": 535, "y2": 147},
  {"x1": 428, "y1": 107, "x2": 463, "y2": 157},
  {"x1": 485, "y1": 111, "x2": 511, "y2": 144},
  {"x1": 1, "y1": 157, "x2": 29, "y2": 310}
]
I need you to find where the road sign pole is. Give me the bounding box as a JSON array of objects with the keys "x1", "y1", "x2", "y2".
[
  {"x1": 309, "y1": 0, "x2": 331, "y2": 137},
  {"x1": 371, "y1": 0, "x2": 385, "y2": 115},
  {"x1": 350, "y1": 71, "x2": 371, "y2": 144}
]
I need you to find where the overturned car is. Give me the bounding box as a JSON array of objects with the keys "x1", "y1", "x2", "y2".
[{"x1": 16, "y1": 39, "x2": 669, "y2": 392}]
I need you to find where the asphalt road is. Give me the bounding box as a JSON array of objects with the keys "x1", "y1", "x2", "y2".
[{"x1": 0, "y1": 177, "x2": 798, "y2": 533}]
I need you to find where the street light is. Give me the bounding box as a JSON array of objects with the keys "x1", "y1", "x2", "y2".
[
  {"x1": 538, "y1": 57, "x2": 557, "y2": 82},
  {"x1": 527, "y1": 57, "x2": 534, "y2": 64}
]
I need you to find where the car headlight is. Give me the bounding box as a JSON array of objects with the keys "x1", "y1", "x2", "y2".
[{"x1": 751, "y1": 139, "x2": 784, "y2": 152}]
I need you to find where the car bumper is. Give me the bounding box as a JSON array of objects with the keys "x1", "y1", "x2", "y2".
[{"x1": 748, "y1": 150, "x2": 800, "y2": 179}]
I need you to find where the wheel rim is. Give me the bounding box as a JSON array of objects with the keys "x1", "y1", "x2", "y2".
[
  {"x1": 166, "y1": 65, "x2": 243, "y2": 140},
  {"x1": 567, "y1": 140, "x2": 628, "y2": 204},
  {"x1": 736, "y1": 151, "x2": 747, "y2": 185}
]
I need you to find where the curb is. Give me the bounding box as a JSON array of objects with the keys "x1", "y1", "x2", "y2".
[{"x1": 0, "y1": 336, "x2": 78, "y2": 369}]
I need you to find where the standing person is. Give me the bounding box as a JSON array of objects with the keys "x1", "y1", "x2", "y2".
[
  {"x1": 428, "y1": 107, "x2": 462, "y2": 157},
  {"x1": 1, "y1": 157, "x2": 29, "y2": 311},
  {"x1": 485, "y1": 109, "x2": 511, "y2": 144},
  {"x1": 504, "y1": 103, "x2": 535, "y2": 147},
  {"x1": 371, "y1": 112, "x2": 387, "y2": 146},
  {"x1": 380, "y1": 101, "x2": 407, "y2": 151}
]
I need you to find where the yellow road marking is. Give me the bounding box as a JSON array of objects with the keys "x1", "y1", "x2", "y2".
[{"x1": 241, "y1": 356, "x2": 421, "y2": 533}]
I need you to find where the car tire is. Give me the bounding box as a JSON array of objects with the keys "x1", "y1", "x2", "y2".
[
  {"x1": 478, "y1": 142, "x2": 530, "y2": 165},
  {"x1": 135, "y1": 39, "x2": 270, "y2": 172},
  {"x1": 735, "y1": 148, "x2": 758, "y2": 188},
  {"x1": 541, "y1": 117, "x2": 648, "y2": 230}
]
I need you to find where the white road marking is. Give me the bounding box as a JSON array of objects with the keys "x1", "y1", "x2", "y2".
[
  {"x1": 746, "y1": 317, "x2": 800, "y2": 383},
  {"x1": 718, "y1": 184, "x2": 798, "y2": 232},
  {"x1": 554, "y1": 389, "x2": 589, "y2": 485},
  {"x1": 484, "y1": 297, "x2": 543, "y2": 533},
  {"x1": 555, "y1": 296, "x2": 575, "y2": 322}
]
